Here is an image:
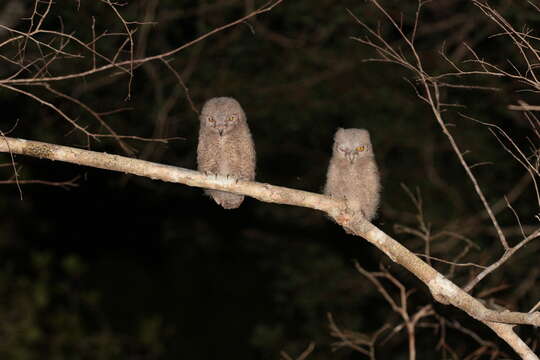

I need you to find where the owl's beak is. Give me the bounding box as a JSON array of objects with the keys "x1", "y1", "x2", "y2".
[
  {"x1": 218, "y1": 129, "x2": 224, "y2": 136},
  {"x1": 346, "y1": 152, "x2": 356, "y2": 163}
]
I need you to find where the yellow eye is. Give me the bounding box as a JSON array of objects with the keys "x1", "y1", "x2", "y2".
[
  {"x1": 228, "y1": 115, "x2": 237, "y2": 122},
  {"x1": 356, "y1": 146, "x2": 365, "y2": 152}
]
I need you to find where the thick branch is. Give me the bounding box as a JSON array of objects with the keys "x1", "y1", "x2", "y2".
[
  {"x1": 0, "y1": 136, "x2": 538, "y2": 360},
  {"x1": 0, "y1": 137, "x2": 340, "y2": 214}
]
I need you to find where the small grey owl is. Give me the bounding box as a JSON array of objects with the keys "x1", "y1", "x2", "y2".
[
  {"x1": 324, "y1": 128, "x2": 381, "y2": 221},
  {"x1": 197, "y1": 97, "x2": 256, "y2": 209}
]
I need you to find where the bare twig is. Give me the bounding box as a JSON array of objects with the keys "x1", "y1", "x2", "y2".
[
  {"x1": 0, "y1": 0, "x2": 285, "y2": 86},
  {"x1": 280, "y1": 342, "x2": 315, "y2": 360},
  {"x1": 0, "y1": 84, "x2": 95, "y2": 140},
  {"x1": 159, "y1": 58, "x2": 199, "y2": 115},
  {"x1": 103, "y1": 0, "x2": 134, "y2": 99},
  {"x1": 0, "y1": 133, "x2": 22, "y2": 199},
  {"x1": 464, "y1": 228, "x2": 540, "y2": 292},
  {"x1": 328, "y1": 312, "x2": 377, "y2": 356},
  {"x1": 0, "y1": 176, "x2": 79, "y2": 189},
  {"x1": 355, "y1": 262, "x2": 435, "y2": 360},
  {"x1": 509, "y1": 104, "x2": 540, "y2": 111}
]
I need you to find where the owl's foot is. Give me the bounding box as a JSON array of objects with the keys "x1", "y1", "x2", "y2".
[
  {"x1": 334, "y1": 212, "x2": 352, "y2": 227},
  {"x1": 202, "y1": 170, "x2": 216, "y2": 177},
  {"x1": 209, "y1": 190, "x2": 244, "y2": 209},
  {"x1": 334, "y1": 212, "x2": 356, "y2": 235},
  {"x1": 223, "y1": 174, "x2": 242, "y2": 184}
]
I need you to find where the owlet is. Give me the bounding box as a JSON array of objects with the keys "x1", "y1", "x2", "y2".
[
  {"x1": 324, "y1": 128, "x2": 381, "y2": 221},
  {"x1": 197, "y1": 97, "x2": 256, "y2": 209}
]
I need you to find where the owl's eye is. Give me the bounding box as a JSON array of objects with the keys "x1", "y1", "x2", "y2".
[
  {"x1": 228, "y1": 114, "x2": 237, "y2": 122},
  {"x1": 207, "y1": 116, "x2": 215, "y2": 123},
  {"x1": 356, "y1": 146, "x2": 365, "y2": 152},
  {"x1": 338, "y1": 146, "x2": 346, "y2": 152}
]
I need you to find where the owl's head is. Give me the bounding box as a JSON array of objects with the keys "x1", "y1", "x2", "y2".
[
  {"x1": 333, "y1": 128, "x2": 373, "y2": 163},
  {"x1": 200, "y1": 97, "x2": 246, "y2": 136}
]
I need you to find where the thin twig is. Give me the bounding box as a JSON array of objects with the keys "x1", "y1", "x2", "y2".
[{"x1": 1, "y1": 0, "x2": 285, "y2": 85}]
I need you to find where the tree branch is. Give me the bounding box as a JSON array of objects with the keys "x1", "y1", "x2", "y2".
[
  {"x1": 0, "y1": 136, "x2": 538, "y2": 359},
  {"x1": 0, "y1": 137, "x2": 340, "y2": 214}
]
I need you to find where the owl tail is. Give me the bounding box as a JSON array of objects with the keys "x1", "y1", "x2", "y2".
[{"x1": 206, "y1": 189, "x2": 245, "y2": 209}]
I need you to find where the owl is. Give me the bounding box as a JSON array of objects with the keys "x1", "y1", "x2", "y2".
[
  {"x1": 324, "y1": 128, "x2": 381, "y2": 221},
  {"x1": 197, "y1": 97, "x2": 256, "y2": 209}
]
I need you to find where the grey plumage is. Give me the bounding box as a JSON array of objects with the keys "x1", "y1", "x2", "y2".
[
  {"x1": 324, "y1": 128, "x2": 381, "y2": 221},
  {"x1": 197, "y1": 97, "x2": 256, "y2": 209}
]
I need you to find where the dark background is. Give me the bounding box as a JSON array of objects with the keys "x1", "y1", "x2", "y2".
[{"x1": 0, "y1": 0, "x2": 538, "y2": 359}]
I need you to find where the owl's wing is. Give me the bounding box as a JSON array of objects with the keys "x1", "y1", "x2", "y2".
[
  {"x1": 197, "y1": 133, "x2": 219, "y2": 174},
  {"x1": 235, "y1": 130, "x2": 256, "y2": 181}
]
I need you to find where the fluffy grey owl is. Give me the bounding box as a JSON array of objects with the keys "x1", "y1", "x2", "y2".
[
  {"x1": 197, "y1": 97, "x2": 256, "y2": 209},
  {"x1": 324, "y1": 128, "x2": 381, "y2": 221}
]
